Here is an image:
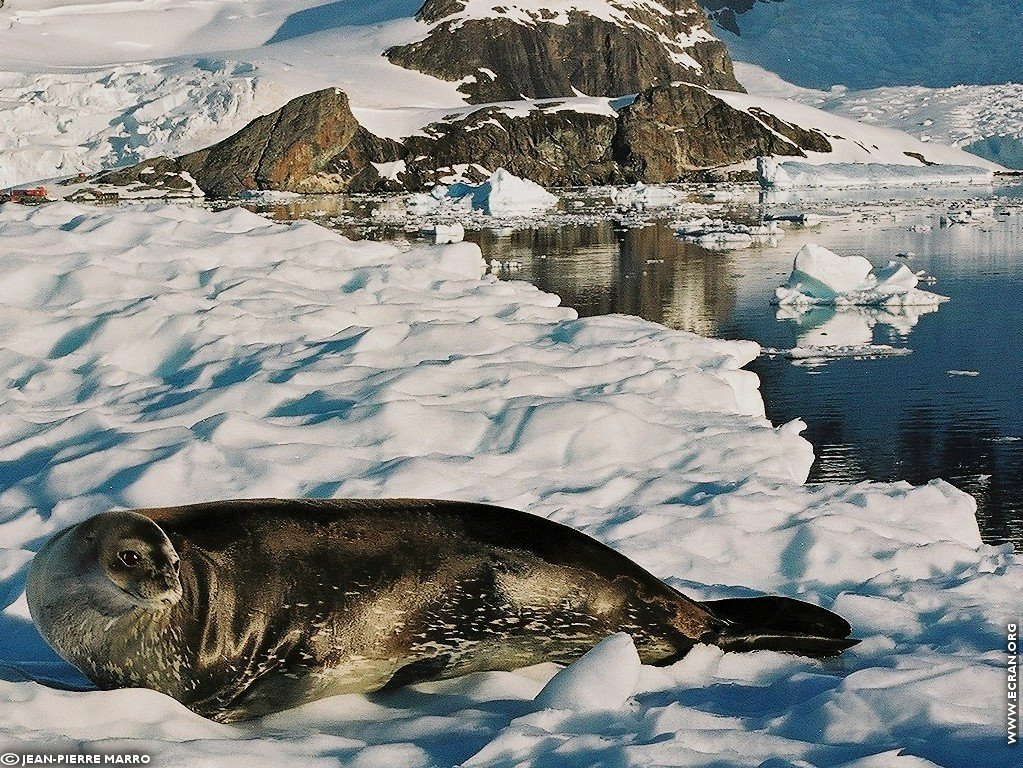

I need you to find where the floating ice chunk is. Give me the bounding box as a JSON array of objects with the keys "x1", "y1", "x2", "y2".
[
  {"x1": 612, "y1": 183, "x2": 685, "y2": 209},
  {"x1": 407, "y1": 168, "x2": 558, "y2": 217},
  {"x1": 235, "y1": 189, "x2": 302, "y2": 202},
  {"x1": 676, "y1": 218, "x2": 783, "y2": 250},
  {"x1": 758, "y1": 157, "x2": 995, "y2": 189},
  {"x1": 784, "y1": 244, "x2": 874, "y2": 298},
  {"x1": 774, "y1": 245, "x2": 949, "y2": 306},
  {"x1": 532, "y1": 633, "x2": 641, "y2": 712},
  {"x1": 432, "y1": 223, "x2": 465, "y2": 244}
]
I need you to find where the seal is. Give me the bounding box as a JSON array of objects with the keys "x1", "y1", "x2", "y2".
[{"x1": 27, "y1": 498, "x2": 857, "y2": 722}]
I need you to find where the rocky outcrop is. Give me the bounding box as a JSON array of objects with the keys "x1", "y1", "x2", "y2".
[
  {"x1": 399, "y1": 84, "x2": 826, "y2": 186},
  {"x1": 386, "y1": 0, "x2": 743, "y2": 103},
  {"x1": 612, "y1": 84, "x2": 813, "y2": 181},
  {"x1": 96, "y1": 89, "x2": 400, "y2": 197},
  {"x1": 97, "y1": 84, "x2": 838, "y2": 195},
  {"x1": 401, "y1": 105, "x2": 623, "y2": 188}
]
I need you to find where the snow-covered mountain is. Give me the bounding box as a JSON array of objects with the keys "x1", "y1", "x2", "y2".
[
  {"x1": 0, "y1": 0, "x2": 1003, "y2": 189},
  {"x1": 701, "y1": 0, "x2": 1023, "y2": 90}
]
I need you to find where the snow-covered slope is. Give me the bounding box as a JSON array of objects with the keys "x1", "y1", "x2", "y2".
[
  {"x1": 0, "y1": 0, "x2": 1002, "y2": 188},
  {"x1": 736, "y1": 62, "x2": 1023, "y2": 170},
  {"x1": 711, "y1": 88, "x2": 1001, "y2": 170},
  {"x1": 0, "y1": 203, "x2": 1017, "y2": 766},
  {"x1": 703, "y1": 0, "x2": 1023, "y2": 90}
]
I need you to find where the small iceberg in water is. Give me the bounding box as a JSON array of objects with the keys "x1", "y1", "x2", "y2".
[
  {"x1": 407, "y1": 168, "x2": 559, "y2": 217},
  {"x1": 774, "y1": 244, "x2": 949, "y2": 307}
]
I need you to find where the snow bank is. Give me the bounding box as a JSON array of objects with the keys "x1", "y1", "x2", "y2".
[
  {"x1": 775, "y1": 244, "x2": 949, "y2": 307},
  {"x1": 759, "y1": 157, "x2": 995, "y2": 190},
  {"x1": 531, "y1": 633, "x2": 642, "y2": 712},
  {"x1": 0, "y1": 205, "x2": 1016, "y2": 767},
  {"x1": 407, "y1": 169, "x2": 559, "y2": 217}
]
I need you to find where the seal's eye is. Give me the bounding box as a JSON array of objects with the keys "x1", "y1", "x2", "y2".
[{"x1": 117, "y1": 550, "x2": 143, "y2": 568}]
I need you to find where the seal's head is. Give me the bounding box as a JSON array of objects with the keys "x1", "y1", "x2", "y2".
[{"x1": 28, "y1": 511, "x2": 183, "y2": 622}]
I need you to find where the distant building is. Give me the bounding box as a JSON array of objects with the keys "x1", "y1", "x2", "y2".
[
  {"x1": 0, "y1": 187, "x2": 49, "y2": 204},
  {"x1": 66, "y1": 188, "x2": 120, "y2": 204}
]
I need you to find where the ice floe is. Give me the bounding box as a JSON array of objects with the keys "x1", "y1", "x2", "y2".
[
  {"x1": 0, "y1": 204, "x2": 1016, "y2": 767},
  {"x1": 676, "y1": 217, "x2": 783, "y2": 249},
  {"x1": 611, "y1": 183, "x2": 686, "y2": 209}
]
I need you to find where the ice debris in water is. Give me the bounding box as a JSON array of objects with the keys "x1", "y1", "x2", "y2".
[
  {"x1": 676, "y1": 218, "x2": 783, "y2": 250},
  {"x1": 611, "y1": 183, "x2": 686, "y2": 209}
]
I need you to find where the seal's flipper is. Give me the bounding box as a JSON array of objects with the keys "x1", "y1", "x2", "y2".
[{"x1": 703, "y1": 596, "x2": 859, "y2": 658}]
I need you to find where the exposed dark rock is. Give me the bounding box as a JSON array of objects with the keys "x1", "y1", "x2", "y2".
[
  {"x1": 903, "y1": 151, "x2": 937, "y2": 166},
  {"x1": 387, "y1": 0, "x2": 743, "y2": 103},
  {"x1": 98, "y1": 84, "x2": 839, "y2": 196},
  {"x1": 96, "y1": 89, "x2": 401, "y2": 197},
  {"x1": 401, "y1": 105, "x2": 623, "y2": 188},
  {"x1": 93, "y1": 156, "x2": 196, "y2": 190},
  {"x1": 701, "y1": 0, "x2": 779, "y2": 35},
  {"x1": 612, "y1": 84, "x2": 805, "y2": 182}
]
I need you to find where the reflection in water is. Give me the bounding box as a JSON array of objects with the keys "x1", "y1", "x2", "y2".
[
  {"x1": 475, "y1": 224, "x2": 737, "y2": 338},
  {"x1": 776, "y1": 303, "x2": 941, "y2": 351}
]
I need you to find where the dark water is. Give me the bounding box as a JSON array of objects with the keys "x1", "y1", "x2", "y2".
[{"x1": 469, "y1": 211, "x2": 1023, "y2": 546}]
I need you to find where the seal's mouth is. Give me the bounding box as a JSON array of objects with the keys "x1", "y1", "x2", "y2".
[{"x1": 123, "y1": 569, "x2": 182, "y2": 608}]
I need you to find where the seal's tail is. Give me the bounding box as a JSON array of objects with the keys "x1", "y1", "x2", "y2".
[{"x1": 703, "y1": 596, "x2": 859, "y2": 658}]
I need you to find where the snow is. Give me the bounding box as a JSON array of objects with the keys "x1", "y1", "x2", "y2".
[
  {"x1": 0, "y1": 61, "x2": 280, "y2": 190},
  {"x1": 774, "y1": 244, "x2": 949, "y2": 308},
  {"x1": 758, "y1": 158, "x2": 997, "y2": 190},
  {"x1": 0, "y1": 204, "x2": 1017, "y2": 767},
  {"x1": 531, "y1": 633, "x2": 642, "y2": 712},
  {"x1": 407, "y1": 169, "x2": 560, "y2": 216}
]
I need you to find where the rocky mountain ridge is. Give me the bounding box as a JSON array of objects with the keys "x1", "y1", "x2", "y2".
[{"x1": 94, "y1": 84, "x2": 837, "y2": 196}]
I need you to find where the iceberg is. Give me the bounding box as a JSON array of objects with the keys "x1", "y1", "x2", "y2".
[
  {"x1": 407, "y1": 168, "x2": 559, "y2": 217},
  {"x1": 774, "y1": 244, "x2": 949, "y2": 307}
]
